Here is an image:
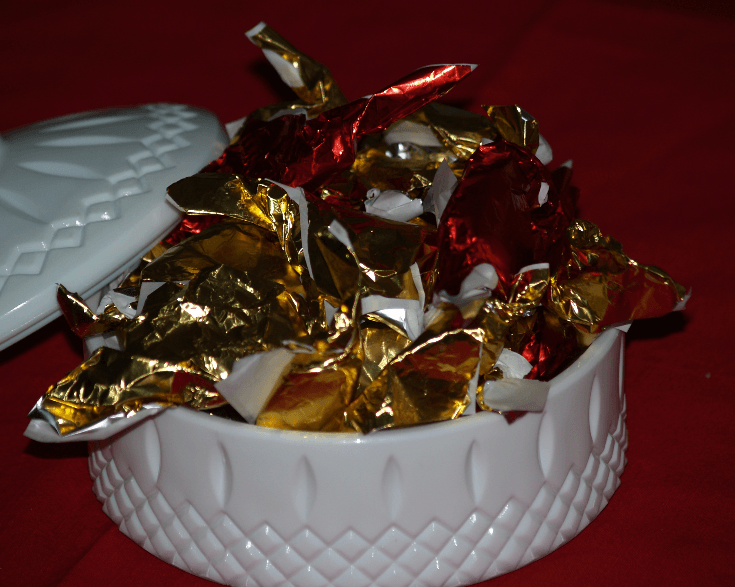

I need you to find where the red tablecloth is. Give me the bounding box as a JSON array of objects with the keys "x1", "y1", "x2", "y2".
[{"x1": 1, "y1": 1, "x2": 733, "y2": 585}]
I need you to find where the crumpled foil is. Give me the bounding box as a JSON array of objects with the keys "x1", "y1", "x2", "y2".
[{"x1": 28, "y1": 24, "x2": 688, "y2": 440}]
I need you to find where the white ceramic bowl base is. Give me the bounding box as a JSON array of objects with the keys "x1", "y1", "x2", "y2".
[{"x1": 88, "y1": 328, "x2": 626, "y2": 587}]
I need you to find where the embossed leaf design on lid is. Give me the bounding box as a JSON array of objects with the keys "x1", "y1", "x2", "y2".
[{"x1": 0, "y1": 104, "x2": 228, "y2": 351}]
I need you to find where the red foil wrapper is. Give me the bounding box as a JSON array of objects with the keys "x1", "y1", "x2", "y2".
[
  {"x1": 432, "y1": 141, "x2": 576, "y2": 300},
  {"x1": 167, "y1": 64, "x2": 474, "y2": 245},
  {"x1": 202, "y1": 64, "x2": 475, "y2": 191},
  {"x1": 547, "y1": 219, "x2": 688, "y2": 333},
  {"x1": 164, "y1": 211, "x2": 226, "y2": 247}
]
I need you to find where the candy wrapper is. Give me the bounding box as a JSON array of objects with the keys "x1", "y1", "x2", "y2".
[{"x1": 27, "y1": 23, "x2": 688, "y2": 441}]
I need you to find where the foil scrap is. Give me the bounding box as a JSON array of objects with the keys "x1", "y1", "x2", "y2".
[
  {"x1": 256, "y1": 334, "x2": 363, "y2": 432},
  {"x1": 344, "y1": 328, "x2": 481, "y2": 433},
  {"x1": 166, "y1": 173, "x2": 305, "y2": 272},
  {"x1": 306, "y1": 202, "x2": 436, "y2": 306},
  {"x1": 165, "y1": 21, "x2": 351, "y2": 246},
  {"x1": 547, "y1": 219, "x2": 688, "y2": 333},
  {"x1": 201, "y1": 63, "x2": 475, "y2": 191},
  {"x1": 433, "y1": 141, "x2": 575, "y2": 300},
  {"x1": 407, "y1": 102, "x2": 496, "y2": 161},
  {"x1": 244, "y1": 22, "x2": 348, "y2": 123},
  {"x1": 484, "y1": 105, "x2": 540, "y2": 153}
]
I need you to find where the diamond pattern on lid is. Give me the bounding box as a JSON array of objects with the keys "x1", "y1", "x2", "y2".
[
  {"x1": 12, "y1": 251, "x2": 46, "y2": 275},
  {"x1": 50, "y1": 225, "x2": 84, "y2": 248},
  {"x1": 0, "y1": 104, "x2": 201, "y2": 292}
]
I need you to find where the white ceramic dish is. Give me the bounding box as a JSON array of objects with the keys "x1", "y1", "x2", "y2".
[
  {"x1": 89, "y1": 327, "x2": 626, "y2": 587},
  {"x1": 0, "y1": 104, "x2": 227, "y2": 350}
]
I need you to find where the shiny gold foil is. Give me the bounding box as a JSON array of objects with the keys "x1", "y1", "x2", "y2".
[
  {"x1": 344, "y1": 298, "x2": 510, "y2": 432},
  {"x1": 483, "y1": 105, "x2": 539, "y2": 153},
  {"x1": 332, "y1": 103, "x2": 490, "y2": 205},
  {"x1": 245, "y1": 23, "x2": 347, "y2": 123},
  {"x1": 167, "y1": 173, "x2": 304, "y2": 271},
  {"x1": 306, "y1": 204, "x2": 435, "y2": 305},
  {"x1": 43, "y1": 349, "x2": 225, "y2": 435},
  {"x1": 256, "y1": 334, "x2": 362, "y2": 432},
  {"x1": 345, "y1": 328, "x2": 480, "y2": 432},
  {"x1": 56, "y1": 284, "x2": 119, "y2": 338},
  {"x1": 143, "y1": 223, "x2": 306, "y2": 298},
  {"x1": 350, "y1": 145, "x2": 444, "y2": 197},
  {"x1": 486, "y1": 264, "x2": 550, "y2": 324},
  {"x1": 409, "y1": 102, "x2": 496, "y2": 161},
  {"x1": 548, "y1": 220, "x2": 687, "y2": 333},
  {"x1": 42, "y1": 256, "x2": 315, "y2": 434},
  {"x1": 357, "y1": 319, "x2": 413, "y2": 392}
]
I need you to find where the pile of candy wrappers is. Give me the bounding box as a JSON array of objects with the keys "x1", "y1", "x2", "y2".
[{"x1": 29, "y1": 23, "x2": 687, "y2": 439}]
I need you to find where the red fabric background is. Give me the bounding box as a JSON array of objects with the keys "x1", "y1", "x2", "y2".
[{"x1": 1, "y1": 1, "x2": 733, "y2": 585}]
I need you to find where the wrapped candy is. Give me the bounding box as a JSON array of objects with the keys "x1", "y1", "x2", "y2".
[{"x1": 27, "y1": 24, "x2": 687, "y2": 441}]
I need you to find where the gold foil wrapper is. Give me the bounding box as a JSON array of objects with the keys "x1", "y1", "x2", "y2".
[
  {"x1": 484, "y1": 105, "x2": 539, "y2": 153},
  {"x1": 306, "y1": 204, "x2": 435, "y2": 306},
  {"x1": 548, "y1": 219, "x2": 687, "y2": 333},
  {"x1": 329, "y1": 102, "x2": 493, "y2": 206},
  {"x1": 256, "y1": 334, "x2": 363, "y2": 432},
  {"x1": 343, "y1": 301, "x2": 509, "y2": 432},
  {"x1": 349, "y1": 143, "x2": 445, "y2": 199},
  {"x1": 409, "y1": 102, "x2": 496, "y2": 161},
  {"x1": 167, "y1": 173, "x2": 304, "y2": 271},
  {"x1": 344, "y1": 329, "x2": 479, "y2": 432},
  {"x1": 357, "y1": 319, "x2": 413, "y2": 391},
  {"x1": 56, "y1": 284, "x2": 122, "y2": 338},
  {"x1": 244, "y1": 22, "x2": 347, "y2": 123},
  {"x1": 40, "y1": 238, "x2": 317, "y2": 435}
]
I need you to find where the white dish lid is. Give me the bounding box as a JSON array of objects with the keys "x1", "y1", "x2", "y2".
[{"x1": 0, "y1": 103, "x2": 228, "y2": 350}]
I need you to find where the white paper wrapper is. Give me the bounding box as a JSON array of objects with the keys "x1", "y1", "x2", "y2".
[
  {"x1": 434, "y1": 263, "x2": 499, "y2": 307},
  {"x1": 479, "y1": 348, "x2": 548, "y2": 412},
  {"x1": 536, "y1": 134, "x2": 553, "y2": 165},
  {"x1": 424, "y1": 159, "x2": 457, "y2": 224},
  {"x1": 216, "y1": 347, "x2": 295, "y2": 423},
  {"x1": 480, "y1": 378, "x2": 550, "y2": 412},
  {"x1": 384, "y1": 119, "x2": 443, "y2": 147},
  {"x1": 495, "y1": 348, "x2": 533, "y2": 379},
  {"x1": 364, "y1": 189, "x2": 423, "y2": 223},
  {"x1": 360, "y1": 263, "x2": 425, "y2": 341}
]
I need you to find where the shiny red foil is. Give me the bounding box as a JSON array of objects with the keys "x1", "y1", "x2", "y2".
[
  {"x1": 519, "y1": 312, "x2": 581, "y2": 380},
  {"x1": 164, "y1": 213, "x2": 224, "y2": 246},
  {"x1": 202, "y1": 64, "x2": 474, "y2": 191},
  {"x1": 168, "y1": 64, "x2": 473, "y2": 245},
  {"x1": 433, "y1": 141, "x2": 576, "y2": 299},
  {"x1": 550, "y1": 226, "x2": 685, "y2": 330}
]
